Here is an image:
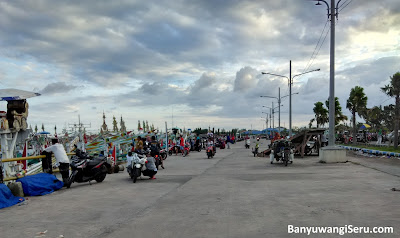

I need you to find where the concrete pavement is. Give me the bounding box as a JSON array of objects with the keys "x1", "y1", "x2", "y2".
[{"x1": 1, "y1": 140, "x2": 399, "y2": 238}]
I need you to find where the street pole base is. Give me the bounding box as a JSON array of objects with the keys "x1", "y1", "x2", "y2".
[{"x1": 319, "y1": 146, "x2": 347, "y2": 163}]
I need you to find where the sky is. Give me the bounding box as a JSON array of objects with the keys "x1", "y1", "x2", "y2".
[{"x1": 0, "y1": 0, "x2": 399, "y2": 133}]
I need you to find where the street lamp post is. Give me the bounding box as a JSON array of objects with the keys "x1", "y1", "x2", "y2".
[
  {"x1": 313, "y1": 0, "x2": 342, "y2": 146},
  {"x1": 262, "y1": 65, "x2": 319, "y2": 137},
  {"x1": 261, "y1": 89, "x2": 300, "y2": 133},
  {"x1": 262, "y1": 111, "x2": 272, "y2": 138}
]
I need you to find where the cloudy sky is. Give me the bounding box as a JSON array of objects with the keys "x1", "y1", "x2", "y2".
[{"x1": 0, "y1": 0, "x2": 399, "y2": 133}]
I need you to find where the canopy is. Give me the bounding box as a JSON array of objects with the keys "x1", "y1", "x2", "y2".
[
  {"x1": 38, "y1": 131, "x2": 50, "y2": 135},
  {"x1": 0, "y1": 88, "x2": 41, "y2": 101},
  {"x1": 360, "y1": 124, "x2": 371, "y2": 129}
]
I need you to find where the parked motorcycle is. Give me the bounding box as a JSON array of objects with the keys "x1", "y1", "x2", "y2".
[
  {"x1": 127, "y1": 153, "x2": 147, "y2": 183},
  {"x1": 65, "y1": 152, "x2": 111, "y2": 188},
  {"x1": 269, "y1": 139, "x2": 293, "y2": 166}
]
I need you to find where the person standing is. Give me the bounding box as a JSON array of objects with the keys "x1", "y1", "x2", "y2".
[
  {"x1": 226, "y1": 135, "x2": 231, "y2": 149},
  {"x1": 376, "y1": 129, "x2": 383, "y2": 145},
  {"x1": 44, "y1": 138, "x2": 70, "y2": 185}
]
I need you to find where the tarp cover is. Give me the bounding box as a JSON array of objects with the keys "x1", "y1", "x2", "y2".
[
  {"x1": 17, "y1": 173, "x2": 63, "y2": 196},
  {"x1": 0, "y1": 183, "x2": 24, "y2": 209}
]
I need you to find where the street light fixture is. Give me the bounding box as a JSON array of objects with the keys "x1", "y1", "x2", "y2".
[
  {"x1": 261, "y1": 90, "x2": 300, "y2": 133},
  {"x1": 262, "y1": 65, "x2": 320, "y2": 137}
]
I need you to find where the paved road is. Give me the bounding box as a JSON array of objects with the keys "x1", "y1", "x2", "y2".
[{"x1": 1, "y1": 140, "x2": 399, "y2": 238}]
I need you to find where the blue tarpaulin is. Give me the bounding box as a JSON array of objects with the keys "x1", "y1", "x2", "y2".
[
  {"x1": 16, "y1": 173, "x2": 63, "y2": 196},
  {"x1": 0, "y1": 184, "x2": 24, "y2": 209}
]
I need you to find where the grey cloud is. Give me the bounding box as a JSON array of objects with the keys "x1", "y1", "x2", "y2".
[
  {"x1": 234, "y1": 67, "x2": 259, "y2": 92},
  {"x1": 39, "y1": 82, "x2": 78, "y2": 95}
]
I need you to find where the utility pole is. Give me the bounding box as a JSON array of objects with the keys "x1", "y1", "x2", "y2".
[
  {"x1": 278, "y1": 87, "x2": 281, "y2": 133},
  {"x1": 313, "y1": 0, "x2": 341, "y2": 146},
  {"x1": 289, "y1": 60, "x2": 292, "y2": 137},
  {"x1": 272, "y1": 101, "x2": 275, "y2": 130}
]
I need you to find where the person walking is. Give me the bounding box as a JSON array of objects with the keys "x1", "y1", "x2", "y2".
[{"x1": 226, "y1": 135, "x2": 231, "y2": 149}]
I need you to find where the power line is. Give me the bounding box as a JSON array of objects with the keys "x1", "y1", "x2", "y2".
[
  {"x1": 303, "y1": 24, "x2": 331, "y2": 74},
  {"x1": 302, "y1": 20, "x2": 329, "y2": 74},
  {"x1": 338, "y1": 0, "x2": 353, "y2": 13},
  {"x1": 337, "y1": 0, "x2": 350, "y2": 10}
]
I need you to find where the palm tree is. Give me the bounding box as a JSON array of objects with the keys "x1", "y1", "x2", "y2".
[
  {"x1": 325, "y1": 97, "x2": 348, "y2": 125},
  {"x1": 346, "y1": 86, "x2": 368, "y2": 144},
  {"x1": 313, "y1": 102, "x2": 328, "y2": 128},
  {"x1": 381, "y1": 72, "x2": 400, "y2": 148}
]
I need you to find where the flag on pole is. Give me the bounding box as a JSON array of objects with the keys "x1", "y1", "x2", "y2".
[{"x1": 112, "y1": 145, "x2": 116, "y2": 166}]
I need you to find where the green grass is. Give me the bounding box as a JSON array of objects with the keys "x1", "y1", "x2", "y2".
[{"x1": 339, "y1": 144, "x2": 400, "y2": 153}]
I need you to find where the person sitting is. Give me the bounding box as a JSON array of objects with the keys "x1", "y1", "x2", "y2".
[
  {"x1": 142, "y1": 152, "x2": 157, "y2": 179},
  {"x1": 135, "y1": 136, "x2": 143, "y2": 153},
  {"x1": 126, "y1": 151, "x2": 134, "y2": 170}
]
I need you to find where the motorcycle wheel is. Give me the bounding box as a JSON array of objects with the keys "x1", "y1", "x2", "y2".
[
  {"x1": 284, "y1": 154, "x2": 289, "y2": 167},
  {"x1": 95, "y1": 171, "x2": 107, "y2": 183},
  {"x1": 66, "y1": 172, "x2": 76, "y2": 189},
  {"x1": 133, "y1": 168, "x2": 141, "y2": 183}
]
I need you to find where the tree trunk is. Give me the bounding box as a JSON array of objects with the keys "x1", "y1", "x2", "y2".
[
  {"x1": 394, "y1": 96, "x2": 399, "y2": 148},
  {"x1": 352, "y1": 111, "x2": 356, "y2": 144}
]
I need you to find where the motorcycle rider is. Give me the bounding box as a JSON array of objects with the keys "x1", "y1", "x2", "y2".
[
  {"x1": 44, "y1": 138, "x2": 70, "y2": 185},
  {"x1": 207, "y1": 137, "x2": 215, "y2": 154},
  {"x1": 150, "y1": 135, "x2": 164, "y2": 169}
]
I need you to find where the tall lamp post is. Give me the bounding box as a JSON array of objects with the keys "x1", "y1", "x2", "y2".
[
  {"x1": 312, "y1": 0, "x2": 342, "y2": 146},
  {"x1": 262, "y1": 65, "x2": 319, "y2": 137},
  {"x1": 261, "y1": 89, "x2": 299, "y2": 133}
]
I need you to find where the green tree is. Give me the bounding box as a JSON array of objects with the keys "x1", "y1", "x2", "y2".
[
  {"x1": 312, "y1": 102, "x2": 328, "y2": 128},
  {"x1": 325, "y1": 97, "x2": 348, "y2": 125},
  {"x1": 365, "y1": 106, "x2": 384, "y2": 129},
  {"x1": 138, "y1": 120, "x2": 141, "y2": 131},
  {"x1": 142, "y1": 120, "x2": 146, "y2": 131},
  {"x1": 346, "y1": 86, "x2": 368, "y2": 144},
  {"x1": 381, "y1": 72, "x2": 400, "y2": 148},
  {"x1": 382, "y1": 105, "x2": 395, "y2": 130}
]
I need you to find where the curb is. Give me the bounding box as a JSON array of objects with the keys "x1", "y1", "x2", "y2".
[{"x1": 339, "y1": 145, "x2": 400, "y2": 158}]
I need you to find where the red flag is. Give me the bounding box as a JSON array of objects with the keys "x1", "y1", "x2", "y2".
[
  {"x1": 112, "y1": 145, "x2": 116, "y2": 166},
  {"x1": 18, "y1": 141, "x2": 27, "y2": 170}
]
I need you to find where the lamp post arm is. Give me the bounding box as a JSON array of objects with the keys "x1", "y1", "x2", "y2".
[
  {"x1": 292, "y1": 69, "x2": 320, "y2": 80},
  {"x1": 260, "y1": 95, "x2": 278, "y2": 100},
  {"x1": 314, "y1": 0, "x2": 330, "y2": 17},
  {"x1": 261, "y1": 72, "x2": 289, "y2": 80},
  {"x1": 281, "y1": 92, "x2": 299, "y2": 99}
]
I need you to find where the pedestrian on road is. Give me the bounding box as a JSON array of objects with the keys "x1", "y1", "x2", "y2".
[{"x1": 226, "y1": 135, "x2": 231, "y2": 149}]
